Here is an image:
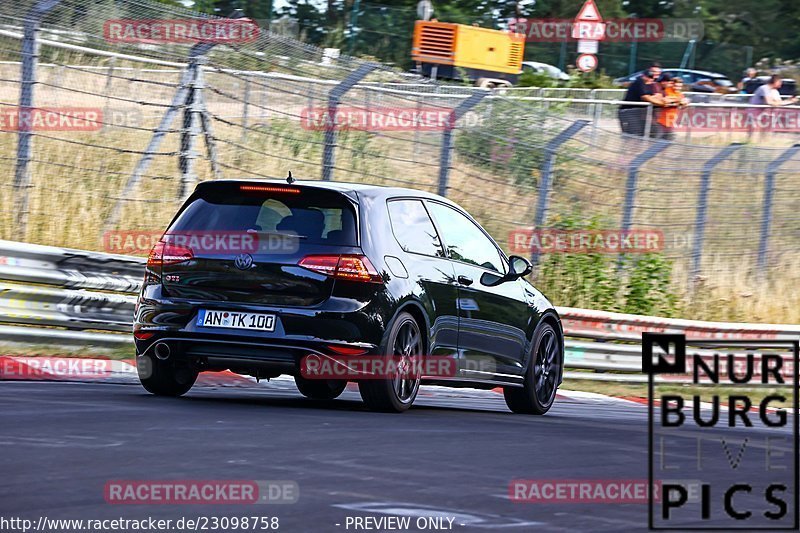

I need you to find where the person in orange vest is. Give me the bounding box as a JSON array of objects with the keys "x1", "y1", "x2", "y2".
[{"x1": 657, "y1": 73, "x2": 689, "y2": 140}]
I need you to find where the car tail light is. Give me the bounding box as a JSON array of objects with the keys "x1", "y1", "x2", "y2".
[
  {"x1": 147, "y1": 241, "x2": 194, "y2": 268},
  {"x1": 133, "y1": 330, "x2": 155, "y2": 340},
  {"x1": 299, "y1": 255, "x2": 382, "y2": 283}
]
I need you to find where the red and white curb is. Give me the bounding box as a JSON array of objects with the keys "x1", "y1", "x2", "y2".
[
  {"x1": 0, "y1": 355, "x2": 651, "y2": 405},
  {"x1": 0, "y1": 356, "x2": 257, "y2": 387}
]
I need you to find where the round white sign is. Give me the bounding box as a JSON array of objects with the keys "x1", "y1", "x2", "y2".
[{"x1": 576, "y1": 53, "x2": 598, "y2": 73}]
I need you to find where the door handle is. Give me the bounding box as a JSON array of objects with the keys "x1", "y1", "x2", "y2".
[{"x1": 457, "y1": 275, "x2": 473, "y2": 286}]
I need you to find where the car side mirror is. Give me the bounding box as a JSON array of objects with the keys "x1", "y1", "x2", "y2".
[
  {"x1": 508, "y1": 255, "x2": 532, "y2": 278},
  {"x1": 480, "y1": 255, "x2": 532, "y2": 287}
]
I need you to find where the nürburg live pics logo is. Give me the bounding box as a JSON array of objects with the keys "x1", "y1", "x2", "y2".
[{"x1": 644, "y1": 333, "x2": 799, "y2": 530}]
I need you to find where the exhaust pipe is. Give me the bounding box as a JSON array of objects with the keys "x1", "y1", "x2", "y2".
[{"x1": 154, "y1": 342, "x2": 171, "y2": 361}]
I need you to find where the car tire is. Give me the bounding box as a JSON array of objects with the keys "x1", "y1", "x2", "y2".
[
  {"x1": 504, "y1": 321, "x2": 562, "y2": 415},
  {"x1": 358, "y1": 311, "x2": 423, "y2": 413},
  {"x1": 294, "y1": 376, "x2": 347, "y2": 400},
  {"x1": 137, "y1": 353, "x2": 198, "y2": 397}
]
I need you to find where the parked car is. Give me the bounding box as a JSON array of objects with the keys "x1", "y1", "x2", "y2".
[
  {"x1": 614, "y1": 68, "x2": 737, "y2": 94},
  {"x1": 134, "y1": 179, "x2": 564, "y2": 414},
  {"x1": 742, "y1": 75, "x2": 798, "y2": 97},
  {"x1": 521, "y1": 61, "x2": 570, "y2": 82}
]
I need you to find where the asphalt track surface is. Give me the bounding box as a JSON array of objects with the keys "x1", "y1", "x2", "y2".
[{"x1": 0, "y1": 380, "x2": 796, "y2": 533}]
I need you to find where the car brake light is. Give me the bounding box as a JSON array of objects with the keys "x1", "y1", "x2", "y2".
[
  {"x1": 147, "y1": 241, "x2": 194, "y2": 268},
  {"x1": 239, "y1": 185, "x2": 300, "y2": 194},
  {"x1": 299, "y1": 255, "x2": 382, "y2": 283}
]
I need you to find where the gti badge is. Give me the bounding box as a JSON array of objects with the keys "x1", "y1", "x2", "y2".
[{"x1": 234, "y1": 253, "x2": 254, "y2": 270}]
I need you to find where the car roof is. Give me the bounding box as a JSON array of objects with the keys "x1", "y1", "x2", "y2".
[
  {"x1": 756, "y1": 75, "x2": 796, "y2": 82},
  {"x1": 664, "y1": 68, "x2": 728, "y2": 78},
  {"x1": 196, "y1": 178, "x2": 457, "y2": 204},
  {"x1": 523, "y1": 61, "x2": 554, "y2": 68},
  {"x1": 623, "y1": 68, "x2": 728, "y2": 78}
]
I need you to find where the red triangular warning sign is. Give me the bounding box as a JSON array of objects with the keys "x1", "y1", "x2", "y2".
[{"x1": 575, "y1": 0, "x2": 602, "y2": 22}]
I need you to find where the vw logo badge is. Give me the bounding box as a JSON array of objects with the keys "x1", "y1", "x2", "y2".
[{"x1": 234, "y1": 253, "x2": 254, "y2": 270}]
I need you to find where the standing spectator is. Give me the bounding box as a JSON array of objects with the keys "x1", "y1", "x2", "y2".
[
  {"x1": 749, "y1": 75, "x2": 798, "y2": 106},
  {"x1": 657, "y1": 74, "x2": 689, "y2": 140},
  {"x1": 738, "y1": 68, "x2": 759, "y2": 93},
  {"x1": 648, "y1": 62, "x2": 664, "y2": 96},
  {"x1": 619, "y1": 66, "x2": 666, "y2": 137}
]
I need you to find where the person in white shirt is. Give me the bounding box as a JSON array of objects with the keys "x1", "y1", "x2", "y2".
[
  {"x1": 749, "y1": 75, "x2": 798, "y2": 106},
  {"x1": 738, "y1": 67, "x2": 758, "y2": 92}
]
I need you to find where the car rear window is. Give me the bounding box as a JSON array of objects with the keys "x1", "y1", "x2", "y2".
[{"x1": 168, "y1": 184, "x2": 357, "y2": 246}]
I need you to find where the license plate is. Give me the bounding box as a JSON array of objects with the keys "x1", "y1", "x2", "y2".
[{"x1": 197, "y1": 310, "x2": 276, "y2": 332}]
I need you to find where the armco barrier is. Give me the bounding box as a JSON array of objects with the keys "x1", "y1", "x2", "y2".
[
  {"x1": 560, "y1": 306, "x2": 800, "y2": 343},
  {"x1": 0, "y1": 240, "x2": 797, "y2": 381},
  {"x1": 0, "y1": 240, "x2": 142, "y2": 345}
]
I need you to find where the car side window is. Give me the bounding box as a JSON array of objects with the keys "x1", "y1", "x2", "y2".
[
  {"x1": 387, "y1": 199, "x2": 445, "y2": 257},
  {"x1": 426, "y1": 202, "x2": 505, "y2": 273}
]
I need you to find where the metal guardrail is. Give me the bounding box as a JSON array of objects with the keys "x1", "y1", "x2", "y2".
[
  {"x1": 0, "y1": 240, "x2": 797, "y2": 381},
  {"x1": 0, "y1": 240, "x2": 142, "y2": 346}
]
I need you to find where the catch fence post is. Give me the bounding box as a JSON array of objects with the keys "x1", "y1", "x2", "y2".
[
  {"x1": 102, "y1": 57, "x2": 116, "y2": 123},
  {"x1": 530, "y1": 120, "x2": 589, "y2": 266},
  {"x1": 103, "y1": 41, "x2": 215, "y2": 234},
  {"x1": 643, "y1": 105, "x2": 653, "y2": 138},
  {"x1": 12, "y1": 0, "x2": 63, "y2": 238},
  {"x1": 322, "y1": 64, "x2": 377, "y2": 181},
  {"x1": 436, "y1": 92, "x2": 487, "y2": 197},
  {"x1": 618, "y1": 140, "x2": 670, "y2": 268},
  {"x1": 758, "y1": 143, "x2": 800, "y2": 274},
  {"x1": 241, "y1": 74, "x2": 250, "y2": 141},
  {"x1": 178, "y1": 54, "x2": 212, "y2": 201},
  {"x1": 691, "y1": 143, "x2": 742, "y2": 284}
]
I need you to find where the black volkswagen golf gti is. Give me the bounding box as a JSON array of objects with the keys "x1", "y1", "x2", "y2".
[{"x1": 134, "y1": 179, "x2": 564, "y2": 413}]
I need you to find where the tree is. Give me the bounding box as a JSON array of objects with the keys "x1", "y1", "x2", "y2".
[
  {"x1": 195, "y1": 0, "x2": 274, "y2": 19},
  {"x1": 200, "y1": 0, "x2": 800, "y2": 74}
]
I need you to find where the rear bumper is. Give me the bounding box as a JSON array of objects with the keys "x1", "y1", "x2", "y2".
[
  {"x1": 137, "y1": 334, "x2": 376, "y2": 377},
  {"x1": 133, "y1": 292, "x2": 387, "y2": 375}
]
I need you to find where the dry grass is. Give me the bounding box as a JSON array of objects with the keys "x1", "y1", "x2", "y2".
[{"x1": 0, "y1": 63, "x2": 798, "y2": 324}]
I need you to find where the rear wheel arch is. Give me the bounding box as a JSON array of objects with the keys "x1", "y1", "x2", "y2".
[
  {"x1": 360, "y1": 310, "x2": 425, "y2": 412},
  {"x1": 390, "y1": 299, "x2": 430, "y2": 353}
]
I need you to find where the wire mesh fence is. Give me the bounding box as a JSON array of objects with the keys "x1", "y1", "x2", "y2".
[{"x1": 1, "y1": 0, "x2": 799, "y2": 323}]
